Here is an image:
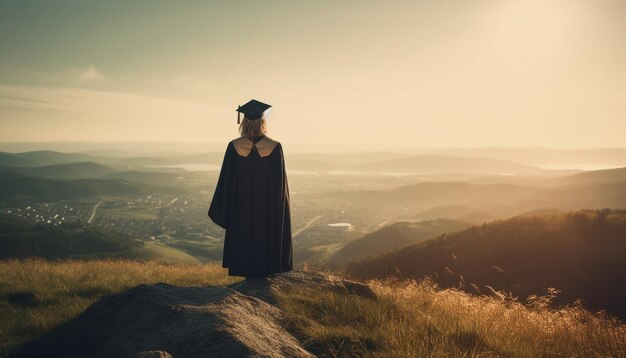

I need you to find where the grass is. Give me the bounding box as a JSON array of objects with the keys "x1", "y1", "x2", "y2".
[
  {"x1": 133, "y1": 241, "x2": 203, "y2": 264},
  {"x1": 275, "y1": 276, "x2": 626, "y2": 357},
  {"x1": 1, "y1": 260, "x2": 624, "y2": 357},
  {"x1": 0, "y1": 258, "x2": 239, "y2": 355}
]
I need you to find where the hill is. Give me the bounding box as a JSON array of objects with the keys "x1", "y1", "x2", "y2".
[
  {"x1": 0, "y1": 214, "x2": 142, "y2": 260},
  {"x1": 0, "y1": 152, "x2": 37, "y2": 167},
  {"x1": 404, "y1": 205, "x2": 497, "y2": 224},
  {"x1": 348, "y1": 154, "x2": 546, "y2": 175},
  {"x1": 1, "y1": 261, "x2": 623, "y2": 357},
  {"x1": 0, "y1": 162, "x2": 117, "y2": 179},
  {"x1": 556, "y1": 166, "x2": 626, "y2": 186},
  {"x1": 0, "y1": 173, "x2": 185, "y2": 202},
  {"x1": 0, "y1": 214, "x2": 201, "y2": 264},
  {"x1": 0, "y1": 150, "x2": 223, "y2": 169},
  {"x1": 414, "y1": 147, "x2": 626, "y2": 167},
  {"x1": 347, "y1": 209, "x2": 626, "y2": 319},
  {"x1": 329, "y1": 219, "x2": 471, "y2": 265},
  {"x1": 0, "y1": 150, "x2": 97, "y2": 167},
  {"x1": 328, "y1": 173, "x2": 626, "y2": 225},
  {"x1": 101, "y1": 170, "x2": 195, "y2": 185}
]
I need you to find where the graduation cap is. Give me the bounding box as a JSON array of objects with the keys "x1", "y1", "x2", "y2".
[{"x1": 236, "y1": 99, "x2": 271, "y2": 124}]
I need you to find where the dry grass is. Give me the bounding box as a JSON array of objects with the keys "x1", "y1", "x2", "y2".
[
  {"x1": 1, "y1": 260, "x2": 624, "y2": 357},
  {"x1": 275, "y1": 276, "x2": 626, "y2": 357},
  {"x1": 0, "y1": 258, "x2": 240, "y2": 355}
]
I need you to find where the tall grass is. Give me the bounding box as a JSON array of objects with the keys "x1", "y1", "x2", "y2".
[
  {"x1": 2, "y1": 260, "x2": 624, "y2": 357},
  {"x1": 0, "y1": 258, "x2": 239, "y2": 355},
  {"x1": 275, "y1": 276, "x2": 626, "y2": 357}
]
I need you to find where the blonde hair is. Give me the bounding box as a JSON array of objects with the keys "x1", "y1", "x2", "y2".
[{"x1": 239, "y1": 116, "x2": 267, "y2": 139}]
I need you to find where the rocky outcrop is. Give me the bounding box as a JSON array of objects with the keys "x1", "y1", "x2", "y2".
[
  {"x1": 12, "y1": 270, "x2": 374, "y2": 358},
  {"x1": 229, "y1": 269, "x2": 376, "y2": 304}
]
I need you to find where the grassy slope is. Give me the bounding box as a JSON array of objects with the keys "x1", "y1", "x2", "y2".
[
  {"x1": 276, "y1": 277, "x2": 626, "y2": 357},
  {"x1": 347, "y1": 209, "x2": 626, "y2": 320},
  {"x1": 0, "y1": 174, "x2": 186, "y2": 202},
  {"x1": 130, "y1": 242, "x2": 202, "y2": 265},
  {"x1": 0, "y1": 214, "x2": 207, "y2": 265},
  {"x1": 0, "y1": 259, "x2": 239, "y2": 355},
  {"x1": 1, "y1": 260, "x2": 623, "y2": 357},
  {"x1": 329, "y1": 219, "x2": 471, "y2": 265}
]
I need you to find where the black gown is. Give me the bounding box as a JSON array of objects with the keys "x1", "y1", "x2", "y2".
[{"x1": 208, "y1": 135, "x2": 293, "y2": 277}]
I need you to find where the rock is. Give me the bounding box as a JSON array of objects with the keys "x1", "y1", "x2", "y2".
[
  {"x1": 12, "y1": 270, "x2": 373, "y2": 358},
  {"x1": 13, "y1": 283, "x2": 314, "y2": 358},
  {"x1": 136, "y1": 351, "x2": 172, "y2": 358},
  {"x1": 229, "y1": 269, "x2": 376, "y2": 303}
]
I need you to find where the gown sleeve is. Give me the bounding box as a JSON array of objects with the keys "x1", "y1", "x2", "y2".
[
  {"x1": 275, "y1": 143, "x2": 293, "y2": 270},
  {"x1": 208, "y1": 142, "x2": 235, "y2": 229}
]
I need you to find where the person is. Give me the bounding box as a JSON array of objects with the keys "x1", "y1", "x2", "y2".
[{"x1": 208, "y1": 99, "x2": 293, "y2": 278}]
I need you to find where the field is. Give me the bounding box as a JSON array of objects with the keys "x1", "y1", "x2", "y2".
[
  {"x1": 1, "y1": 259, "x2": 624, "y2": 357},
  {"x1": 278, "y1": 278, "x2": 626, "y2": 357},
  {"x1": 0, "y1": 259, "x2": 240, "y2": 355},
  {"x1": 132, "y1": 241, "x2": 203, "y2": 264}
]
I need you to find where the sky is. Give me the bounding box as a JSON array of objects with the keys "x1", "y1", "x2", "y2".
[{"x1": 0, "y1": 0, "x2": 624, "y2": 151}]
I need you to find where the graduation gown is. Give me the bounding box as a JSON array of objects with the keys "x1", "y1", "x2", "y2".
[{"x1": 208, "y1": 135, "x2": 293, "y2": 277}]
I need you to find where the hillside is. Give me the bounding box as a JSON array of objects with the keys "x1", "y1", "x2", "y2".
[
  {"x1": 0, "y1": 214, "x2": 203, "y2": 264},
  {"x1": 102, "y1": 169, "x2": 179, "y2": 182},
  {"x1": 328, "y1": 174, "x2": 626, "y2": 225},
  {"x1": 0, "y1": 214, "x2": 141, "y2": 260},
  {"x1": 349, "y1": 154, "x2": 546, "y2": 175},
  {"x1": 405, "y1": 205, "x2": 497, "y2": 223},
  {"x1": 418, "y1": 147, "x2": 626, "y2": 167},
  {"x1": 0, "y1": 173, "x2": 185, "y2": 202},
  {"x1": 0, "y1": 150, "x2": 223, "y2": 169},
  {"x1": 1, "y1": 260, "x2": 623, "y2": 357},
  {"x1": 0, "y1": 162, "x2": 117, "y2": 179},
  {"x1": 0, "y1": 150, "x2": 97, "y2": 167},
  {"x1": 347, "y1": 209, "x2": 626, "y2": 319},
  {"x1": 556, "y1": 166, "x2": 626, "y2": 186},
  {"x1": 329, "y1": 219, "x2": 471, "y2": 265}
]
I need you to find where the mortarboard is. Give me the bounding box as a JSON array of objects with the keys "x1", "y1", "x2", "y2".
[{"x1": 236, "y1": 99, "x2": 271, "y2": 124}]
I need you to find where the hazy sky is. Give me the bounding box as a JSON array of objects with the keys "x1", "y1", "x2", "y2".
[{"x1": 0, "y1": 0, "x2": 624, "y2": 150}]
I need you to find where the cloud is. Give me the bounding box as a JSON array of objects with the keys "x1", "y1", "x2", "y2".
[
  {"x1": 0, "y1": 84, "x2": 232, "y2": 142},
  {"x1": 80, "y1": 65, "x2": 105, "y2": 81}
]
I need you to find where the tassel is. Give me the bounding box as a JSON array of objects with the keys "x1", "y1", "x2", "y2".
[{"x1": 237, "y1": 105, "x2": 241, "y2": 124}]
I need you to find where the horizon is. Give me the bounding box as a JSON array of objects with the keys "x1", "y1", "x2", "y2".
[
  {"x1": 1, "y1": 141, "x2": 625, "y2": 171},
  {"x1": 1, "y1": 140, "x2": 626, "y2": 154}
]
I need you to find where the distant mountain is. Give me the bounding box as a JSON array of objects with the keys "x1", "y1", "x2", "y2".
[
  {"x1": 0, "y1": 162, "x2": 117, "y2": 180},
  {"x1": 330, "y1": 171, "x2": 626, "y2": 218},
  {"x1": 401, "y1": 205, "x2": 497, "y2": 224},
  {"x1": 347, "y1": 209, "x2": 626, "y2": 319},
  {"x1": 556, "y1": 167, "x2": 626, "y2": 186},
  {"x1": 331, "y1": 182, "x2": 546, "y2": 209},
  {"x1": 0, "y1": 174, "x2": 185, "y2": 202},
  {"x1": 0, "y1": 152, "x2": 37, "y2": 167},
  {"x1": 110, "y1": 152, "x2": 224, "y2": 167},
  {"x1": 546, "y1": 182, "x2": 626, "y2": 209},
  {"x1": 284, "y1": 153, "x2": 553, "y2": 175},
  {"x1": 0, "y1": 150, "x2": 97, "y2": 167},
  {"x1": 389, "y1": 182, "x2": 541, "y2": 202},
  {"x1": 0, "y1": 150, "x2": 223, "y2": 169},
  {"x1": 329, "y1": 219, "x2": 471, "y2": 265},
  {"x1": 416, "y1": 148, "x2": 626, "y2": 167},
  {"x1": 347, "y1": 155, "x2": 545, "y2": 175},
  {"x1": 287, "y1": 152, "x2": 409, "y2": 171},
  {"x1": 101, "y1": 170, "x2": 190, "y2": 184}
]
